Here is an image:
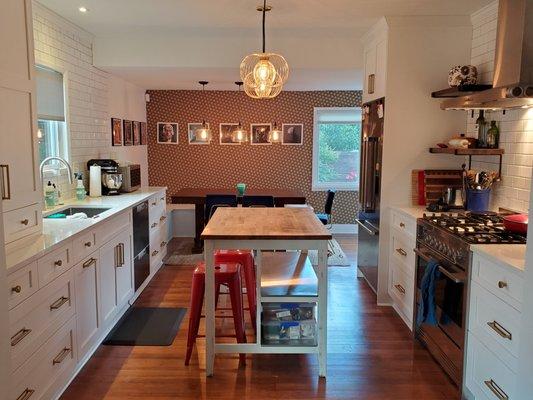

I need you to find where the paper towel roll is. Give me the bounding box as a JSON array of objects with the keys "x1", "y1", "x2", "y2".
[{"x1": 89, "y1": 165, "x2": 102, "y2": 197}]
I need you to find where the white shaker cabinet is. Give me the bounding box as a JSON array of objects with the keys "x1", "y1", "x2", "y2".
[{"x1": 362, "y1": 20, "x2": 388, "y2": 103}]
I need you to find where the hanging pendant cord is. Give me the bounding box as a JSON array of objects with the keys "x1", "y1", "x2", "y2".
[{"x1": 262, "y1": 0, "x2": 266, "y2": 53}]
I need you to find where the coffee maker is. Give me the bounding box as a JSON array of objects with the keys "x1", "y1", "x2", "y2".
[{"x1": 87, "y1": 159, "x2": 123, "y2": 195}]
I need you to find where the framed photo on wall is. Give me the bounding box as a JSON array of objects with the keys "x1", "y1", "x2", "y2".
[
  {"x1": 282, "y1": 123, "x2": 304, "y2": 145},
  {"x1": 250, "y1": 123, "x2": 272, "y2": 145},
  {"x1": 123, "y1": 120, "x2": 133, "y2": 146},
  {"x1": 140, "y1": 122, "x2": 147, "y2": 145},
  {"x1": 157, "y1": 122, "x2": 179, "y2": 144},
  {"x1": 188, "y1": 123, "x2": 210, "y2": 144},
  {"x1": 133, "y1": 121, "x2": 141, "y2": 145},
  {"x1": 111, "y1": 118, "x2": 122, "y2": 146},
  {"x1": 219, "y1": 123, "x2": 240, "y2": 145}
]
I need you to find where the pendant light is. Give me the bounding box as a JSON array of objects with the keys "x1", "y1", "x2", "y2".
[
  {"x1": 231, "y1": 82, "x2": 249, "y2": 143},
  {"x1": 268, "y1": 122, "x2": 282, "y2": 143},
  {"x1": 195, "y1": 81, "x2": 212, "y2": 142},
  {"x1": 239, "y1": 0, "x2": 289, "y2": 99}
]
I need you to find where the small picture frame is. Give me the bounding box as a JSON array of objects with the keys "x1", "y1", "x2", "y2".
[
  {"x1": 250, "y1": 123, "x2": 272, "y2": 145},
  {"x1": 123, "y1": 120, "x2": 133, "y2": 146},
  {"x1": 282, "y1": 123, "x2": 304, "y2": 145},
  {"x1": 111, "y1": 118, "x2": 122, "y2": 146},
  {"x1": 157, "y1": 122, "x2": 179, "y2": 144},
  {"x1": 188, "y1": 123, "x2": 210, "y2": 144},
  {"x1": 133, "y1": 121, "x2": 141, "y2": 145},
  {"x1": 140, "y1": 122, "x2": 147, "y2": 145},
  {"x1": 219, "y1": 123, "x2": 240, "y2": 145}
]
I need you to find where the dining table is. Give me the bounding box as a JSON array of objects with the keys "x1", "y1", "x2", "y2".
[{"x1": 170, "y1": 188, "x2": 306, "y2": 253}]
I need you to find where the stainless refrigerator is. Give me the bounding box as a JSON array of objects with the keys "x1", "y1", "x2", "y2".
[{"x1": 356, "y1": 98, "x2": 384, "y2": 293}]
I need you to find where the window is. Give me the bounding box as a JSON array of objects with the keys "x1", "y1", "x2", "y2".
[
  {"x1": 35, "y1": 65, "x2": 69, "y2": 166},
  {"x1": 312, "y1": 107, "x2": 361, "y2": 191}
]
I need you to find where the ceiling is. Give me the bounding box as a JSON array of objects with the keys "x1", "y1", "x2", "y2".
[{"x1": 38, "y1": 0, "x2": 493, "y2": 90}]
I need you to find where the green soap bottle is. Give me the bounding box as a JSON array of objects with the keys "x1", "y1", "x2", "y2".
[{"x1": 487, "y1": 120, "x2": 499, "y2": 149}]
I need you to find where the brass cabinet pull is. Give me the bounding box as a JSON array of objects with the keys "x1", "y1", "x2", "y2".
[
  {"x1": 160, "y1": 196, "x2": 165, "y2": 201},
  {"x1": 160, "y1": 241, "x2": 167, "y2": 248},
  {"x1": 20, "y1": 219, "x2": 29, "y2": 226},
  {"x1": 11, "y1": 285, "x2": 22, "y2": 293},
  {"x1": 487, "y1": 320, "x2": 512, "y2": 340},
  {"x1": 52, "y1": 347, "x2": 71, "y2": 365},
  {"x1": 120, "y1": 243, "x2": 125, "y2": 266},
  {"x1": 151, "y1": 222, "x2": 158, "y2": 228},
  {"x1": 399, "y1": 222, "x2": 405, "y2": 228},
  {"x1": 16, "y1": 388, "x2": 35, "y2": 400},
  {"x1": 50, "y1": 296, "x2": 69, "y2": 310},
  {"x1": 152, "y1": 250, "x2": 159, "y2": 257},
  {"x1": 151, "y1": 201, "x2": 157, "y2": 206},
  {"x1": 84, "y1": 241, "x2": 92, "y2": 248},
  {"x1": 368, "y1": 73, "x2": 375, "y2": 94},
  {"x1": 160, "y1": 215, "x2": 166, "y2": 222},
  {"x1": 114, "y1": 244, "x2": 119, "y2": 268},
  {"x1": 54, "y1": 260, "x2": 63, "y2": 267},
  {"x1": 484, "y1": 379, "x2": 509, "y2": 400},
  {"x1": 394, "y1": 284, "x2": 406, "y2": 295},
  {"x1": 82, "y1": 257, "x2": 96, "y2": 268},
  {"x1": 395, "y1": 248, "x2": 407, "y2": 257},
  {"x1": 11, "y1": 328, "x2": 32, "y2": 346},
  {"x1": 116, "y1": 243, "x2": 125, "y2": 267},
  {"x1": 497, "y1": 281, "x2": 507, "y2": 289},
  {"x1": 0, "y1": 164, "x2": 11, "y2": 200}
]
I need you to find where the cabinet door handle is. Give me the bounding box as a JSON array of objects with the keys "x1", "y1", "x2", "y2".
[
  {"x1": 54, "y1": 260, "x2": 63, "y2": 267},
  {"x1": 151, "y1": 201, "x2": 157, "y2": 206},
  {"x1": 487, "y1": 320, "x2": 512, "y2": 340},
  {"x1": 399, "y1": 222, "x2": 405, "y2": 228},
  {"x1": 497, "y1": 280, "x2": 507, "y2": 289},
  {"x1": 0, "y1": 164, "x2": 11, "y2": 200},
  {"x1": 84, "y1": 241, "x2": 92, "y2": 248},
  {"x1": 50, "y1": 296, "x2": 70, "y2": 310},
  {"x1": 11, "y1": 328, "x2": 32, "y2": 346},
  {"x1": 160, "y1": 241, "x2": 167, "y2": 248},
  {"x1": 394, "y1": 284, "x2": 406, "y2": 294},
  {"x1": 368, "y1": 73, "x2": 375, "y2": 94},
  {"x1": 116, "y1": 243, "x2": 125, "y2": 267},
  {"x1": 114, "y1": 244, "x2": 119, "y2": 268},
  {"x1": 395, "y1": 248, "x2": 407, "y2": 257},
  {"x1": 82, "y1": 257, "x2": 96, "y2": 268},
  {"x1": 160, "y1": 197, "x2": 165, "y2": 201},
  {"x1": 484, "y1": 379, "x2": 509, "y2": 400},
  {"x1": 151, "y1": 222, "x2": 158, "y2": 228},
  {"x1": 160, "y1": 215, "x2": 166, "y2": 222},
  {"x1": 152, "y1": 250, "x2": 159, "y2": 257},
  {"x1": 20, "y1": 219, "x2": 29, "y2": 226},
  {"x1": 11, "y1": 285, "x2": 22, "y2": 293},
  {"x1": 16, "y1": 388, "x2": 35, "y2": 400},
  {"x1": 52, "y1": 347, "x2": 72, "y2": 365}
]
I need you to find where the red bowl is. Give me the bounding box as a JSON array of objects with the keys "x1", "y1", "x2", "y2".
[{"x1": 503, "y1": 214, "x2": 528, "y2": 235}]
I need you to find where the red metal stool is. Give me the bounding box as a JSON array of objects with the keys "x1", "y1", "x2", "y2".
[
  {"x1": 185, "y1": 262, "x2": 246, "y2": 366},
  {"x1": 214, "y1": 250, "x2": 256, "y2": 333}
]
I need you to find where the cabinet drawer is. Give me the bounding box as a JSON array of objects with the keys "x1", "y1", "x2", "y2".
[
  {"x1": 4, "y1": 203, "x2": 41, "y2": 243},
  {"x1": 97, "y1": 210, "x2": 131, "y2": 245},
  {"x1": 37, "y1": 244, "x2": 73, "y2": 288},
  {"x1": 472, "y1": 254, "x2": 523, "y2": 311},
  {"x1": 389, "y1": 261, "x2": 414, "y2": 323},
  {"x1": 8, "y1": 262, "x2": 38, "y2": 310},
  {"x1": 10, "y1": 269, "x2": 75, "y2": 372},
  {"x1": 466, "y1": 333, "x2": 517, "y2": 400},
  {"x1": 11, "y1": 316, "x2": 76, "y2": 400},
  {"x1": 391, "y1": 210, "x2": 416, "y2": 238},
  {"x1": 390, "y1": 229, "x2": 415, "y2": 276},
  {"x1": 469, "y1": 281, "x2": 520, "y2": 372},
  {"x1": 72, "y1": 230, "x2": 96, "y2": 265}
]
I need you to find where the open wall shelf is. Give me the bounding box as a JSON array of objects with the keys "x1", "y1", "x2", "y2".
[
  {"x1": 431, "y1": 84, "x2": 492, "y2": 98},
  {"x1": 429, "y1": 147, "x2": 504, "y2": 177}
]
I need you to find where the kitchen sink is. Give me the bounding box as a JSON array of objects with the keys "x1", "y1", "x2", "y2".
[{"x1": 44, "y1": 207, "x2": 111, "y2": 219}]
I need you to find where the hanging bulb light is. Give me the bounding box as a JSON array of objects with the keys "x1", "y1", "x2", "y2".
[
  {"x1": 194, "y1": 81, "x2": 212, "y2": 142},
  {"x1": 268, "y1": 122, "x2": 282, "y2": 143},
  {"x1": 232, "y1": 82, "x2": 249, "y2": 143},
  {"x1": 239, "y1": 0, "x2": 289, "y2": 99}
]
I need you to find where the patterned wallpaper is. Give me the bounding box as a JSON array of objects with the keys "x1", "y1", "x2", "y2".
[{"x1": 146, "y1": 90, "x2": 362, "y2": 223}]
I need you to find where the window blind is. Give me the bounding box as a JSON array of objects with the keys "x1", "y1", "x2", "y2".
[
  {"x1": 316, "y1": 107, "x2": 361, "y2": 123},
  {"x1": 36, "y1": 65, "x2": 65, "y2": 121}
]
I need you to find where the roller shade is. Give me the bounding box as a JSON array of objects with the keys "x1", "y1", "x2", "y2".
[
  {"x1": 316, "y1": 107, "x2": 361, "y2": 123},
  {"x1": 36, "y1": 65, "x2": 65, "y2": 121}
]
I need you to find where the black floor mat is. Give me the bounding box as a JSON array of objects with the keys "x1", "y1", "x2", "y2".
[{"x1": 103, "y1": 307, "x2": 187, "y2": 346}]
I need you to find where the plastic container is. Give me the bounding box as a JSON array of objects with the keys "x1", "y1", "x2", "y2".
[
  {"x1": 466, "y1": 188, "x2": 491, "y2": 212},
  {"x1": 236, "y1": 183, "x2": 246, "y2": 196}
]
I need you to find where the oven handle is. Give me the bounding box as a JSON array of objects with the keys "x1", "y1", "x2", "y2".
[
  {"x1": 413, "y1": 248, "x2": 466, "y2": 284},
  {"x1": 355, "y1": 219, "x2": 379, "y2": 236}
]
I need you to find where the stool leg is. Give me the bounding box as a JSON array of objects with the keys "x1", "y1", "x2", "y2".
[
  {"x1": 228, "y1": 272, "x2": 247, "y2": 364},
  {"x1": 242, "y1": 256, "x2": 257, "y2": 334},
  {"x1": 185, "y1": 274, "x2": 205, "y2": 366}
]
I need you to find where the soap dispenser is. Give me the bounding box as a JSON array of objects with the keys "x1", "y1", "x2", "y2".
[
  {"x1": 45, "y1": 181, "x2": 55, "y2": 208},
  {"x1": 75, "y1": 172, "x2": 86, "y2": 201}
]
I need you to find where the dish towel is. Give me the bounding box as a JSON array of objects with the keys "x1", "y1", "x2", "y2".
[{"x1": 416, "y1": 259, "x2": 440, "y2": 326}]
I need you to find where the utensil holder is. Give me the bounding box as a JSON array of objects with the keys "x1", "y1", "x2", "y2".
[{"x1": 466, "y1": 188, "x2": 491, "y2": 212}]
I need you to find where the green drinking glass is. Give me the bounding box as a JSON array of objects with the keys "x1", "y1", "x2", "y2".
[{"x1": 236, "y1": 183, "x2": 246, "y2": 196}]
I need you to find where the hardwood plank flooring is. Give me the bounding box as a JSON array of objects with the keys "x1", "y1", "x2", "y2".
[{"x1": 61, "y1": 236, "x2": 458, "y2": 400}]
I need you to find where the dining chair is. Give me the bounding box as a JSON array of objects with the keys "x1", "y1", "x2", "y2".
[
  {"x1": 316, "y1": 189, "x2": 336, "y2": 225},
  {"x1": 205, "y1": 194, "x2": 238, "y2": 222},
  {"x1": 242, "y1": 195, "x2": 275, "y2": 208}
]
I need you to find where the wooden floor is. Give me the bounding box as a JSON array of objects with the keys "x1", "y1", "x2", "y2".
[{"x1": 61, "y1": 236, "x2": 458, "y2": 400}]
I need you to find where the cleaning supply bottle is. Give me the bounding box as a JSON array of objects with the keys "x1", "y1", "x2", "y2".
[
  {"x1": 75, "y1": 173, "x2": 86, "y2": 201},
  {"x1": 45, "y1": 181, "x2": 55, "y2": 208}
]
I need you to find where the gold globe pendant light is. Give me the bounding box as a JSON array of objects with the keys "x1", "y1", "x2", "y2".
[
  {"x1": 268, "y1": 121, "x2": 282, "y2": 143},
  {"x1": 231, "y1": 82, "x2": 249, "y2": 143},
  {"x1": 194, "y1": 81, "x2": 212, "y2": 142},
  {"x1": 240, "y1": 0, "x2": 289, "y2": 99}
]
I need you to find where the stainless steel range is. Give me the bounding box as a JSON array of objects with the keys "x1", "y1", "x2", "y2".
[{"x1": 414, "y1": 212, "x2": 526, "y2": 386}]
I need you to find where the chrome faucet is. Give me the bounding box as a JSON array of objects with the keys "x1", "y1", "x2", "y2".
[{"x1": 39, "y1": 156, "x2": 73, "y2": 184}]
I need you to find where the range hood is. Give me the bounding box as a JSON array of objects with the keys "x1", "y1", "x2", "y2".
[{"x1": 441, "y1": 0, "x2": 533, "y2": 110}]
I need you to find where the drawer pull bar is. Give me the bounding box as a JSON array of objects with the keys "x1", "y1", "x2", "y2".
[
  {"x1": 11, "y1": 285, "x2": 22, "y2": 293},
  {"x1": 16, "y1": 388, "x2": 35, "y2": 400},
  {"x1": 11, "y1": 328, "x2": 32, "y2": 346},
  {"x1": 82, "y1": 257, "x2": 96, "y2": 268},
  {"x1": 394, "y1": 284, "x2": 406, "y2": 294},
  {"x1": 0, "y1": 164, "x2": 11, "y2": 200},
  {"x1": 54, "y1": 260, "x2": 63, "y2": 267},
  {"x1": 487, "y1": 320, "x2": 512, "y2": 341},
  {"x1": 151, "y1": 201, "x2": 157, "y2": 206},
  {"x1": 50, "y1": 296, "x2": 70, "y2": 310},
  {"x1": 151, "y1": 222, "x2": 158, "y2": 228},
  {"x1": 160, "y1": 241, "x2": 167, "y2": 248},
  {"x1": 160, "y1": 215, "x2": 166, "y2": 222},
  {"x1": 497, "y1": 281, "x2": 507, "y2": 289},
  {"x1": 152, "y1": 250, "x2": 159, "y2": 257},
  {"x1": 395, "y1": 248, "x2": 407, "y2": 257},
  {"x1": 484, "y1": 379, "x2": 509, "y2": 400},
  {"x1": 52, "y1": 347, "x2": 72, "y2": 365},
  {"x1": 20, "y1": 219, "x2": 29, "y2": 226}
]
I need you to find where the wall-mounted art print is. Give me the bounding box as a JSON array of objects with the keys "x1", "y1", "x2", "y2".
[
  {"x1": 123, "y1": 119, "x2": 133, "y2": 146},
  {"x1": 140, "y1": 122, "x2": 147, "y2": 145},
  {"x1": 282, "y1": 123, "x2": 304, "y2": 145},
  {"x1": 219, "y1": 123, "x2": 240, "y2": 145},
  {"x1": 188, "y1": 123, "x2": 210, "y2": 144},
  {"x1": 111, "y1": 118, "x2": 122, "y2": 146},
  {"x1": 157, "y1": 122, "x2": 179, "y2": 144},
  {"x1": 250, "y1": 123, "x2": 272, "y2": 145},
  {"x1": 133, "y1": 121, "x2": 141, "y2": 145}
]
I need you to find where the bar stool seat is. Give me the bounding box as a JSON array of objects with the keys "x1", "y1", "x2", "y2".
[{"x1": 185, "y1": 262, "x2": 246, "y2": 366}]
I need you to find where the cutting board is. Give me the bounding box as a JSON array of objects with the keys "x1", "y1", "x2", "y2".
[{"x1": 412, "y1": 169, "x2": 463, "y2": 206}]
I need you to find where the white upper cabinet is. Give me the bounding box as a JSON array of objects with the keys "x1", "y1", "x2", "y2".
[{"x1": 362, "y1": 19, "x2": 388, "y2": 103}]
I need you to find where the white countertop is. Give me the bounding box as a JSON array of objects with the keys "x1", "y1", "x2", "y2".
[
  {"x1": 471, "y1": 244, "x2": 526, "y2": 272},
  {"x1": 391, "y1": 206, "x2": 429, "y2": 220},
  {"x1": 6, "y1": 187, "x2": 166, "y2": 272}
]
